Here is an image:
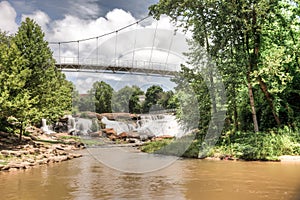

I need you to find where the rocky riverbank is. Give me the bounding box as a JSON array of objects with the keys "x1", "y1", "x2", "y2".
[{"x1": 0, "y1": 129, "x2": 85, "y2": 172}]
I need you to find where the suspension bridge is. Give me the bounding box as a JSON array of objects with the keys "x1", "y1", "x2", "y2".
[{"x1": 49, "y1": 16, "x2": 189, "y2": 76}]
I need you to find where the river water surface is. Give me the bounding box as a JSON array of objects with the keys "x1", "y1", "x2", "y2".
[{"x1": 1, "y1": 149, "x2": 300, "y2": 200}]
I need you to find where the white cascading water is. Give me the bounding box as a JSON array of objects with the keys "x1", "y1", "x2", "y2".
[
  {"x1": 41, "y1": 118, "x2": 55, "y2": 134},
  {"x1": 101, "y1": 117, "x2": 136, "y2": 134},
  {"x1": 138, "y1": 114, "x2": 184, "y2": 137},
  {"x1": 102, "y1": 114, "x2": 184, "y2": 137}
]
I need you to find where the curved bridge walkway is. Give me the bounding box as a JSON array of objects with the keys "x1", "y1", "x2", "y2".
[{"x1": 50, "y1": 16, "x2": 187, "y2": 77}]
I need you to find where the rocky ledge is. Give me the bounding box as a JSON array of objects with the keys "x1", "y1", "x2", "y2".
[{"x1": 0, "y1": 130, "x2": 84, "y2": 172}]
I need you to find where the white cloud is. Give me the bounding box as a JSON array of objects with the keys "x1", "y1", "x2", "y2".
[
  {"x1": 22, "y1": 10, "x2": 50, "y2": 32},
  {"x1": 0, "y1": 1, "x2": 190, "y2": 93},
  {"x1": 47, "y1": 9, "x2": 139, "y2": 59},
  {"x1": 0, "y1": 1, "x2": 18, "y2": 33},
  {"x1": 67, "y1": 0, "x2": 102, "y2": 19},
  {"x1": 43, "y1": 8, "x2": 189, "y2": 93}
]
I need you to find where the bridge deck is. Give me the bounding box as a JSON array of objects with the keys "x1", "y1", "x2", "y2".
[{"x1": 56, "y1": 63, "x2": 179, "y2": 76}]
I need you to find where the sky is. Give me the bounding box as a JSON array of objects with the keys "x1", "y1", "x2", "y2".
[{"x1": 0, "y1": 0, "x2": 191, "y2": 93}]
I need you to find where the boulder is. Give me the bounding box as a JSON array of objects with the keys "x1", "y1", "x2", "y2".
[
  {"x1": 128, "y1": 138, "x2": 139, "y2": 143},
  {"x1": 100, "y1": 113, "x2": 140, "y2": 121},
  {"x1": 109, "y1": 135, "x2": 117, "y2": 141},
  {"x1": 139, "y1": 135, "x2": 148, "y2": 141},
  {"x1": 72, "y1": 153, "x2": 82, "y2": 158},
  {"x1": 127, "y1": 131, "x2": 140, "y2": 139},
  {"x1": 118, "y1": 132, "x2": 128, "y2": 139},
  {"x1": 53, "y1": 156, "x2": 68, "y2": 162},
  {"x1": 8, "y1": 162, "x2": 26, "y2": 169},
  {"x1": 90, "y1": 131, "x2": 101, "y2": 137},
  {"x1": 0, "y1": 131, "x2": 10, "y2": 138},
  {"x1": 157, "y1": 135, "x2": 174, "y2": 139},
  {"x1": 102, "y1": 128, "x2": 117, "y2": 136}
]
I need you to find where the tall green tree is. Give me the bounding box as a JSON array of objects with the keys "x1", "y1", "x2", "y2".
[
  {"x1": 0, "y1": 31, "x2": 34, "y2": 140},
  {"x1": 0, "y1": 18, "x2": 73, "y2": 140},
  {"x1": 128, "y1": 86, "x2": 144, "y2": 114},
  {"x1": 142, "y1": 85, "x2": 163, "y2": 113},
  {"x1": 13, "y1": 18, "x2": 73, "y2": 123},
  {"x1": 172, "y1": 66, "x2": 211, "y2": 132},
  {"x1": 149, "y1": 0, "x2": 299, "y2": 131},
  {"x1": 112, "y1": 85, "x2": 144, "y2": 113},
  {"x1": 89, "y1": 81, "x2": 114, "y2": 114}
]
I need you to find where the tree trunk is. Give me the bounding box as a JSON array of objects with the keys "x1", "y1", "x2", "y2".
[
  {"x1": 201, "y1": 9, "x2": 217, "y2": 115},
  {"x1": 19, "y1": 124, "x2": 23, "y2": 142},
  {"x1": 209, "y1": 71, "x2": 217, "y2": 114},
  {"x1": 257, "y1": 76, "x2": 281, "y2": 126},
  {"x1": 247, "y1": 71, "x2": 259, "y2": 132},
  {"x1": 232, "y1": 88, "x2": 239, "y2": 131},
  {"x1": 248, "y1": 7, "x2": 259, "y2": 132}
]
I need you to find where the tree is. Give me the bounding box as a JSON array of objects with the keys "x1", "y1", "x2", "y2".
[
  {"x1": 142, "y1": 85, "x2": 163, "y2": 113},
  {"x1": 0, "y1": 31, "x2": 34, "y2": 140},
  {"x1": 89, "y1": 81, "x2": 114, "y2": 114},
  {"x1": 0, "y1": 18, "x2": 73, "y2": 140},
  {"x1": 112, "y1": 85, "x2": 144, "y2": 113},
  {"x1": 172, "y1": 66, "x2": 211, "y2": 132},
  {"x1": 129, "y1": 86, "x2": 144, "y2": 113},
  {"x1": 149, "y1": 0, "x2": 300, "y2": 131},
  {"x1": 157, "y1": 90, "x2": 176, "y2": 109},
  {"x1": 13, "y1": 18, "x2": 73, "y2": 123}
]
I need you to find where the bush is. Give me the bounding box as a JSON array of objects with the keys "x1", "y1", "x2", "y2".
[{"x1": 216, "y1": 127, "x2": 300, "y2": 161}]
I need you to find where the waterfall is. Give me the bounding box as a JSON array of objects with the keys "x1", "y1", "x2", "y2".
[
  {"x1": 102, "y1": 114, "x2": 184, "y2": 137},
  {"x1": 68, "y1": 116, "x2": 77, "y2": 134},
  {"x1": 101, "y1": 117, "x2": 135, "y2": 134},
  {"x1": 137, "y1": 114, "x2": 183, "y2": 137},
  {"x1": 40, "y1": 119, "x2": 55, "y2": 134}
]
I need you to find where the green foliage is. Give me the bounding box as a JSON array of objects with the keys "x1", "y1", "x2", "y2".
[
  {"x1": 76, "y1": 94, "x2": 95, "y2": 112},
  {"x1": 0, "y1": 18, "x2": 73, "y2": 141},
  {"x1": 216, "y1": 127, "x2": 300, "y2": 160},
  {"x1": 141, "y1": 134, "x2": 199, "y2": 158},
  {"x1": 89, "y1": 81, "x2": 114, "y2": 114},
  {"x1": 12, "y1": 18, "x2": 73, "y2": 123},
  {"x1": 142, "y1": 85, "x2": 163, "y2": 113},
  {"x1": 90, "y1": 118, "x2": 100, "y2": 132},
  {"x1": 149, "y1": 0, "x2": 300, "y2": 132},
  {"x1": 140, "y1": 139, "x2": 173, "y2": 153},
  {"x1": 172, "y1": 65, "x2": 211, "y2": 131},
  {"x1": 112, "y1": 85, "x2": 144, "y2": 113},
  {"x1": 58, "y1": 135, "x2": 81, "y2": 141},
  {"x1": 142, "y1": 85, "x2": 177, "y2": 113}
]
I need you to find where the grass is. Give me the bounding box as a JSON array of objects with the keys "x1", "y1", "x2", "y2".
[
  {"x1": 209, "y1": 127, "x2": 300, "y2": 161},
  {"x1": 140, "y1": 139, "x2": 173, "y2": 153},
  {"x1": 57, "y1": 135, "x2": 81, "y2": 141},
  {"x1": 141, "y1": 135, "x2": 200, "y2": 158},
  {"x1": 141, "y1": 126, "x2": 300, "y2": 161},
  {"x1": 79, "y1": 138, "x2": 106, "y2": 146}
]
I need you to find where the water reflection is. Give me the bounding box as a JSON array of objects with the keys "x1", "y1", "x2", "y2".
[
  {"x1": 1, "y1": 149, "x2": 300, "y2": 200},
  {"x1": 86, "y1": 147, "x2": 179, "y2": 173}
]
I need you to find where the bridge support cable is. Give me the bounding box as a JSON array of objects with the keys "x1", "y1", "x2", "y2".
[
  {"x1": 148, "y1": 20, "x2": 158, "y2": 71},
  {"x1": 58, "y1": 42, "x2": 61, "y2": 68},
  {"x1": 165, "y1": 31, "x2": 175, "y2": 71},
  {"x1": 77, "y1": 41, "x2": 80, "y2": 66},
  {"x1": 114, "y1": 31, "x2": 118, "y2": 67},
  {"x1": 131, "y1": 22, "x2": 138, "y2": 69},
  {"x1": 49, "y1": 15, "x2": 150, "y2": 44},
  {"x1": 96, "y1": 37, "x2": 99, "y2": 65}
]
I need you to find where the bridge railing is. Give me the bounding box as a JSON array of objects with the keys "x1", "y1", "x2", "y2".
[{"x1": 54, "y1": 56, "x2": 181, "y2": 72}]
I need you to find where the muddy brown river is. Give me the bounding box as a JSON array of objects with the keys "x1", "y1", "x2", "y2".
[{"x1": 1, "y1": 148, "x2": 300, "y2": 200}]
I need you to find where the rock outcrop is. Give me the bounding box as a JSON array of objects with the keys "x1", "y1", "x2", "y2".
[{"x1": 0, "y1": 130, "x2": 84, "y2": 172}]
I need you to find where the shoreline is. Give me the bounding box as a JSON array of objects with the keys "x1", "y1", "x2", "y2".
[
  {"x1": 203, "y1": 155, "x2": 300, "y2": 162},
  {"x1": 2, "y1": 134, "x2": 300, "y2": 172},
  {"x1": 0, "y1": 132, "x2": 84, "y2": 172}
]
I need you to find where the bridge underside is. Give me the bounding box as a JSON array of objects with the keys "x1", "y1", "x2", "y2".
[{"x1": 56, "y1": 64, "x2": 178, "y2": 76}]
